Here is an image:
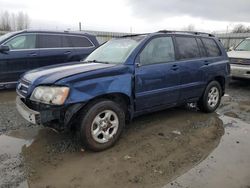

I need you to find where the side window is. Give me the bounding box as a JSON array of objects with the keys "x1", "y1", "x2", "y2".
[
  {"x1": 201, "y1": 38, "x2": 222, "y2": 57},
  {"x1": 69, "y1": 36, "x2": 94, "y2": 47},
  {"x1": 196, "y1": 38, "x2": 207, "y2": 57},
  {"x1": 38, "y1": 34, "x2": 62, "y2": 48},
  {"x1": 5, "y1": 34, "x2": 36, "y2": 50},
  {"x1": 62, "y1": 36, "x2": 72, "y2": 48},
  {"x1": 175, "y1": 37, "x2": 200, "y2": 59},
  {"x1": 139, "y1": 37, "x2": 175, "y2": 65}
]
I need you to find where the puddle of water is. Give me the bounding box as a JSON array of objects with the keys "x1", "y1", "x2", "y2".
[
  {"x1": 164, "y1": 115, "x2": 250, "y2": 188},
  {"x1": 0, "y1": 132, "x2": 34, "y2": 188}
]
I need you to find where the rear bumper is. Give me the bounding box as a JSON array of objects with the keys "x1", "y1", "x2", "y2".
[
  {"x1": 16, "y1": 96, "x2": 40, "y2": 124},
  {"x1": 231, "y1": 64, "x2": 250, "y2": 79}
]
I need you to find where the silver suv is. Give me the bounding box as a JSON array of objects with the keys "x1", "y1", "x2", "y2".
[{"x1": 228, "y1": 38, "x2": 250, "y2": 79}]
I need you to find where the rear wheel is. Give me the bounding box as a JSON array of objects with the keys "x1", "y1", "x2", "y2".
[
  {"x1": 79, "y1": 99, "x2": 125, "y2": 151},
  {"x1": 198, "y1": 81, "x2": 222, "y2": 113}
]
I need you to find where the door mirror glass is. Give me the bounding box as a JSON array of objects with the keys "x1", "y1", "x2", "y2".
[{"x1": 0, "y1": 45, "x2": 10, "y2": 52}]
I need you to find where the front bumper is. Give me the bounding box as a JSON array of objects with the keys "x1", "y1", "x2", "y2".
[
  {"x1": 16, "y1": 96, "x2": 85, "y2": 128},
  {"x1": 16, "y1": 96, "x2": 40, "y2": 124},
  {"x1": 231, "y1": 64, "x2": 250, "y2": 79}
]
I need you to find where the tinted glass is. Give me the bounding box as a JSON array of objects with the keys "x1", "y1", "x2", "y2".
[
  {"x1": 176, "y1": 37, "x2": 200, "y2": 59},
  {"x1": 62, "y1": 36, "x2": 72, "y2": 48},
  {"x1": 196, "y1": 38, "x2": 207, "y2": 57},
  {"x1": 139, "y1": 37, "x2": 175, "y2": 65},
  {"x1": 38, "y1": 34, "x2": 62, "y2": 48},
  {"x1": 202, "y1": 38, "x2": 221, "y2": 57},
  {"x1": 69, "y1": 36, "x2": 93, "y2": 47},
  {"x1": 5, "y1": 34, "x2": 36, "y2": 50}
]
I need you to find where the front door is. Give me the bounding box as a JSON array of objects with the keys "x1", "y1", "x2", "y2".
[
  {"x1": 135, "y1": 36, "x2": 181, "y2": 111},
  {"x1": 0, "y1": 33, "x2": 38, "y2": 83}
]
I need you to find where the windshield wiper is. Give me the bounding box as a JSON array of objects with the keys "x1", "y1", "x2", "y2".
[{"x1": 85, "y1": 60, "x2": 110, "y2": 64}]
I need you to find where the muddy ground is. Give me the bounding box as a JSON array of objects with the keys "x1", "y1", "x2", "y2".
[{"x1": 0, "y1": 80, "x2": 249, "y2": 188}]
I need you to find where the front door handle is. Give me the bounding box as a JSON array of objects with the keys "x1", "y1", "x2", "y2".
[
  {"x1": 171, "y1": 64, "x2": 179, "y2": 71},
  {"x1": 204, "y1": 60, "x2": 209, "y2": 65}
]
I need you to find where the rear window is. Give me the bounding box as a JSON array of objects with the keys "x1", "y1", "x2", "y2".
[
  {"x1": 69, "y1": 36, "x2": 94, "y2": 47},
  {"x1": 202, "y1": 38, "x2": 221, "y2": 57},
  {"x1": 175, "y1": 37, "x2": 200, "y2": 60}
]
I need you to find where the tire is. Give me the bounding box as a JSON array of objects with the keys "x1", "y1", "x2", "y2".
[
  {"x1": 198, "y1": 81, "x2": 222, "y2": 113},
  {"x1": 79, "y1": 99, "x2": 125, "y2": 152}
]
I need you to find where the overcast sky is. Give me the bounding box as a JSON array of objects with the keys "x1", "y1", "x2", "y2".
[{"x1": 1, "y1": 0, "x2": 250, "y2": 33}]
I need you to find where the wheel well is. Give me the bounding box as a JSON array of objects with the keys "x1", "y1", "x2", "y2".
[
  {"x1": 214, "y1": 76, "x2": 225, "y2": 94},
  {"x1": 86, "y1": 93, "x2": 131, "y2": 120}
]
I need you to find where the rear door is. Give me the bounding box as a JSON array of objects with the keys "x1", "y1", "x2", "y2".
[
  {"x1": 174, "y1": 36, "x2": 207, "y2": 102},
  {"x1": 135, "y1": 36, "x2": 181, "y2": 111},
  {"x1": 201, "y1": 38, "x2": 224, "y2": 81},
  {"x1": 37, "y1": 34, "x2": 74, "y2": 67},
  {"x1": 0, "y1": 33, "x2": 38, "y2": 83}
]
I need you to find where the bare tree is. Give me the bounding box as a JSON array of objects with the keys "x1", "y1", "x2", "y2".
[
  {"x1": 0, "y1": 11, "x2": 11, "y2": 31},
  {"x1": 186, "y1": 24, "x2": 195, "y2": 31},
  {"x1": 232, "y1": 24, "x2": 250, "y2": 33},
  {"x1": 182, "y1": 24, "x2": 196, "y2": 31},
  {"x1": 0, "y1": 10, "x2": 30, "y2": 31}
]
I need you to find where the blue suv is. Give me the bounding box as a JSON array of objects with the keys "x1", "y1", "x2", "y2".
[
  {"x1": 0, "y1": 30, "x2": 99, "y2": 89},
  {"x1": 16, "y1": 31, "x2": 230, "y2": 151}
]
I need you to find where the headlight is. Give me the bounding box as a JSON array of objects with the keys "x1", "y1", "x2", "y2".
[{"x1": 30, "y1": 86, "x2": 70, "y2": 105}]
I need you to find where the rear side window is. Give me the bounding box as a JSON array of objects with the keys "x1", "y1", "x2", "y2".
[
  {"x1": 69, "y1": 36, "x2": 94, "y2": 47},
  {"x1": 38, "y1": 34, "x2": 62, "y2": 48},
  {"x1": 196, "y1": 38, "x2": 207, "y2": 57},
  {"x1": 139, "y1": 37, "x2": 175, "y2": 65},
  {"x1": 175, "y1": 37, "x2": 200, "y2": 60},
  {"x1": 201, "y1": 38, "x2": 221, "y2": 57}
]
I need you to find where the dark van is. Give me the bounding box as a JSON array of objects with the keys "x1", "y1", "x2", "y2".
[
  {"x1": 16, "y1": 31, "x2": 230, "y2": 151},
  {"x1": 0, "y1": 30, "x2": 99, "y2": 88}
]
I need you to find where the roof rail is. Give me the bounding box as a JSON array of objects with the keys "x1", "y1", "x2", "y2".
[
  {"x1": 157, "y1": 30, "x2": 215, "y2": 37},
  {"x1": 120, "y1": 33, "x2": 149, "y2": 38}
]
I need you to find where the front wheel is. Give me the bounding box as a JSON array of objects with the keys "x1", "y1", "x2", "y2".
[
  {"x1": 79, "y1": 99, "x2": 125, "y2": 151},
  {"x1": 198, "y1": 81, "x2": 222, "y2": 113}
]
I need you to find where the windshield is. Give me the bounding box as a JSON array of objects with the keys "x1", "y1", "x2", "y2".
[
  {"x1": 235, "y1": 39, "x2": 250, "y2": 51},
  {"x1": 0, "y1": 32, "x2": 16, "y2": 43},
  {"x1": 85, "y1": 36, "x2": 145, "y2": 64}
]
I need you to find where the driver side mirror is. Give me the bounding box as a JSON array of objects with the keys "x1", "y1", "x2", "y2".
[
  {"x1": 228, "y1": 46, "x2": 234, "y2": 51},
  {"x1": 0, "y1": 45, "x2": 10, "y2": 52}
]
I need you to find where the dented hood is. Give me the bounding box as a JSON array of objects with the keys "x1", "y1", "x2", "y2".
[{"x1": 23, "y1": 62, "x2": 116, "y2": 84}]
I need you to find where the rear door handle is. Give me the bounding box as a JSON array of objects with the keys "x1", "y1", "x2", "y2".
[
  {"x1": 29, "y1": 52, "x2": 37, "y2": 57},
  {"x1": 64, "y1": 51, "x2": 72, "y2": 55}
]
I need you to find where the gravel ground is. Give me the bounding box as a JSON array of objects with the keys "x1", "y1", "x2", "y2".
[{"x1": 0, "y1": 79, "x2": 249, "y2": 188}]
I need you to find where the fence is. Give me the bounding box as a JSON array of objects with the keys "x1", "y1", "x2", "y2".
[
  {"x1": 82, "y1": 30, "x2": 131, "y2": 44},
  {"x1": 215, "y1": 33, "x2": 250, "y2": 50},
  {"x1": 1, "y1": 30, "x2": 250, "y2": 49}
]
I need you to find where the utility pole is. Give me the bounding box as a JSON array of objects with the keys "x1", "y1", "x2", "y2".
[{"x1": 79, "y1": 22, "x2": 82, "y2": 31}]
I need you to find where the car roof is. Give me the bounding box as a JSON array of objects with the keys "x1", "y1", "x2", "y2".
[
  {"x1": 16, "y1": 29, "x2": 96, "y2": 37},
  {"x1": 121, "y1": 30, "x2": 215, "y2": 38}
]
